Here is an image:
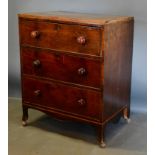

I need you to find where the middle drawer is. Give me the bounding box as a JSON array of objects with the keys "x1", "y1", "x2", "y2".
[{"x1": 21, "y1": 47, "x2": 101, "y2": 88}]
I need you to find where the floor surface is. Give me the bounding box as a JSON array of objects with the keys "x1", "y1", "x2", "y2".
[{"x1": 8, "y1": 98, "x2": 147, "y2": 155}]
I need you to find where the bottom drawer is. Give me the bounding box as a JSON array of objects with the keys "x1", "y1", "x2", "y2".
[{"x1": 22, "y1": 77, "x2": 102, "y2": 121}]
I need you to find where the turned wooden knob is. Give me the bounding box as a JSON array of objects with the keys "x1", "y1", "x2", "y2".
[
  {"x1": 78, "y1": 67, "x2": 86, "y2": 75},
  {"x1": 77, "y1": 36, "x2": 86, "y2": 44},
  {"x1": 34, "y1": 90, "x2": 41, "y2": 96},
  {"x1": 33, "y1": 60, "x2": 41, "y2": 67},
  {"x1": 31, "y1": 31, "x2": 40, "y2": 38},
  {"x1": 77, "y1": 99, "x2": 86, "y2": 106}
]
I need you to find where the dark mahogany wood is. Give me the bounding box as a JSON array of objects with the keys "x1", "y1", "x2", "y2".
[
  {"x1": 22, "y1": 105, "x2": 28, "y2": 121},
  {"x1": 22, "y1": 76, "x2": 102, "y2": 121},
  {"x1": 19, "y1": 19, "x2": 101, "y2": 56},
  {"x1": 21, "y1": 47, "x2": 101, "y2": 88},
  {"x1": 103, "y1": 19, "x2": 134, "y2": 121},
  {"x1": 18, "y1": 11, "x2": 134, "y2": 147}
]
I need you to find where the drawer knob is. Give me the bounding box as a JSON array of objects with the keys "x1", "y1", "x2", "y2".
[
  {"x1": 77, "y1": 36, "x2": 86, "y2": 44},
  {"x1": 78, "y1": 99, "x2": 86, "y2": 106},
  {"x1": 31, "y1": 31, "x2": 40, "y2": 38},
  {"x1": 34, "y1": 90, "x2": 41, "y2": 96},
  {"x1": 33, "y1": 60, "x2": 41, "y2": 67},
  {"x1": 78, "y1": 67, "x2": 86, "y2": 75}
]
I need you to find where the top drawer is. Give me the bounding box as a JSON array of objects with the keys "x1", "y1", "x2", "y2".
[{"x1": 19, "y1": 19, "x2": 101, "y2": 56}]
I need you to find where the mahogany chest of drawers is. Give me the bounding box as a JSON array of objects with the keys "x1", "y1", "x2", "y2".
[{"x1": 18, "y1": 11, "x2": 134, "y2": 147}]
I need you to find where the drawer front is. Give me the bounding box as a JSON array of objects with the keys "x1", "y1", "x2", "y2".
[
  {"x1": 22, "y1": 77, "x2": 102, "y2": 120},
  {"x1": 21, "y1": 47, "x2": 101, "y2": 88},
  {"x1": 19, "y1": 19, "x2": 101, "y2": 56}
]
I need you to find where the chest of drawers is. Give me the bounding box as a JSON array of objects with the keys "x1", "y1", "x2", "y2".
[{"x1": 18, "y1": 11, "x2": 134, "y2": 147}]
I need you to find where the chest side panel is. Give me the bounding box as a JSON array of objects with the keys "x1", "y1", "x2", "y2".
[{"x1": 103, "y1": 19, "x2": 134, "y2": 120}]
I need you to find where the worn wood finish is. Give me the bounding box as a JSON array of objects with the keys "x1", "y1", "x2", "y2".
[
  {"x1": 103, "y1": 19, "x2": 134, "y2": 121},
  {"x1": 18, "y1": 11, "x2": 134, "y2": 147},
  {"x1": 19, "y1": 19, "x2": 101, "y2": 56},
  {"x1": 21, "y1": 47, "x2": 102, "y2": 88},
  {"x1": 18, "y1": 11, "x2": 133, "y2": 27}
]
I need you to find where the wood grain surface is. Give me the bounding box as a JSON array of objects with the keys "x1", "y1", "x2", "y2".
[{"x1": 18, "y1": 11, "x2": 134, "y2": 147}]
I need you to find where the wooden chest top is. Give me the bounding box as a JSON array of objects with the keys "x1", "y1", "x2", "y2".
[{"x1": 18, "y1": 11, "x2": 133, "y2": 26}]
